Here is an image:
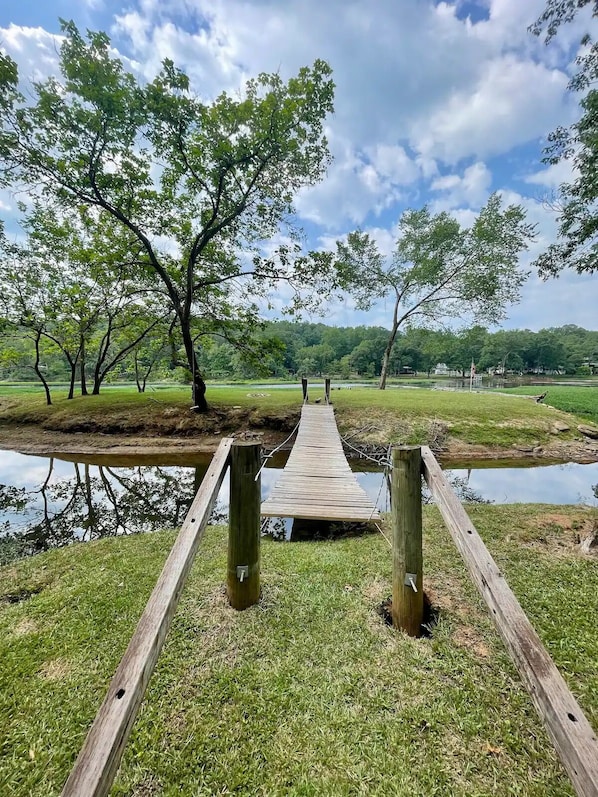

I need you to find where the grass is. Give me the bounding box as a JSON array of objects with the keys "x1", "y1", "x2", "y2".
[
  {"x1": 1, "y1": 504, "x2": 597, "y2": 795},
  {"x1": 0, "y1": 383, "x2": 587, "y2": 451},
  {"x1": 495, "y1": 386, "x2": 598, "y2": 426}
]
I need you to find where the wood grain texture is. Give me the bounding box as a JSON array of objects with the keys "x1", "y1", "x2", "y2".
[
  {"x1": 61, "y1": 438, "x2": 234, "y2": 797},
  {"x1": 391, "y1": 446, "x2": 423, "y2": 636},
  {"x1": 227, "y1": 442, "x2": 261, "y2": 610},
  {"x1": 261, "y1": 405, "x2": 380, "y2": 522},
  {"x1": 421, "y1": 445, "x2": 598, "y2": 797}
]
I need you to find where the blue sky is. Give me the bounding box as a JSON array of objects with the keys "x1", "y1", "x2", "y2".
[{"x1": 1, "y1": 0, "x2": 597, "y2": 331}]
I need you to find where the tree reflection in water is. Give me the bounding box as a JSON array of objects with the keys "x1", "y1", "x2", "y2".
[{"x1": 0, "y1": 458, "x2": 226, "y2": 561}]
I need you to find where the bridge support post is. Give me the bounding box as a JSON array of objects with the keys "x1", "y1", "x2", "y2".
[
  {"x1": 325, "y1": 377, "x2": 331, "y2": 403},
  {"x1": 391, "y1": 445, "x2": 423, "y2": 636},
  {"x1": 301, "y1": 377, "x2": 308, "y2": 403},
  {"x1": 227, "y1": 441, "x2": 261, "y2": 610}
]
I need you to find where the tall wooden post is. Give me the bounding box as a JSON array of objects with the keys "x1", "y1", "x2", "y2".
[
  {"x1": 391, "y1": 446, "x2": 423, "y2": 636},
  {"x1": 325, "y1": 377, "x2": 331, "y2": 404},
  {"x1": 301, "y1": 377, "x2": 308, "y2": 403},
  {"x1": 227, "y1": 441, "x2": 261, "y2": 610}
]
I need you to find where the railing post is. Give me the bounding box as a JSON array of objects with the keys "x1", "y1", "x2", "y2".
[
  {"x1": 227, "y1": 441, "x2": 261, "y2": 610},
  {"x1": 325, "y1": 377, "x2": 331, "y2": 404},
  {"x1": 391, "y1": 445, "x2": 423, "y2": 636},
  {"x1": 301, "y1": 377, "x2": 308, "y2": 403}
]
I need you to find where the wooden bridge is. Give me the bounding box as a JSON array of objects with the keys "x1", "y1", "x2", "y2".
[{"x1": 260, "y1": 404, "x2": 380, "y2": 523}]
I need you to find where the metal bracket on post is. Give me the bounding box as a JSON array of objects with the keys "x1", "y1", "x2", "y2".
[
  {"x1": 404, "y1": 573, "x2": 418, "y2": 592},
  {"x1": 236, "y1": 565, "x2": 249, "y2": 583}
]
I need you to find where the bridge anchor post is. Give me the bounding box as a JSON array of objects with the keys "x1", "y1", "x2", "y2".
[
  {"x1": 391, "y1": 445, "x2": 424, "y2": 636},
  {"x1": 227, "y1": 441, "x2": 261, "y2": 610}
]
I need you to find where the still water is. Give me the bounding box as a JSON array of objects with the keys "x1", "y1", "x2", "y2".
[{"x1": 1, "y1": 449, "x2": 597, "y2": 559}]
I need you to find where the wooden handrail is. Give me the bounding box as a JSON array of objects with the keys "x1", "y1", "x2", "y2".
[
  {"x1": 62, "y1": 437, "x2": 234, "y2": 797},
  {"x1": 421, "y1": 446, "x2": 598, "y2": 797}
]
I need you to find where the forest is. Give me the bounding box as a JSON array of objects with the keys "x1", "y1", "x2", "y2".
[{"x1": 2, "y1": 320, "x2": 597, "y2": 387}]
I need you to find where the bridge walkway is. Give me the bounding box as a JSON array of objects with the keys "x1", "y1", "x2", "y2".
[{"x1": 260, "y1": 404, "x2": 380, "y2": 522}]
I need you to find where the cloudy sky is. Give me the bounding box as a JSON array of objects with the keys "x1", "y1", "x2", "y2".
[{"x1": 1, "y1": 0, "x2": 597, "y2": 331}]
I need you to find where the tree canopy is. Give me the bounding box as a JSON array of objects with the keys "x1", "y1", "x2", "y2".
[
  {"x1": 531, "y1": 0, "x2": 598, "y2": 276},
  {"x1": 334, "y1": 194, "x2": 535, "y2": 389},
  {"x1": 0, "y1": 20, "x2": 335, "y2": 410}
]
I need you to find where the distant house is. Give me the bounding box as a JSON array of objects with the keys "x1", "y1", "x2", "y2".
[{"x1": 434, "y1": 363, "x2": 449, "y2": 375}]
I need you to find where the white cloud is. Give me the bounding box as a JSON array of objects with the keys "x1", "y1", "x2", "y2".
[
  {"x1": 431, "y1": 161, "x2": 492, "y2": 210},
  {"x1": 365, "y1": 145, "x2": 420, "y2": 186},
  {"x1": 413, "y1": 56, "x2": 568, "y2": 163},
  {"x1": 524, "y1": 157, "x2": 578, "y2": 190},
  {"x1": 0, "y1": 24, "x2": 62, "y2": 83}
]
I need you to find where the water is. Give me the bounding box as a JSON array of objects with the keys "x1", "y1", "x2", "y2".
[{"x1": 1, "y1": 448, "x2": 597, "y2": 560}]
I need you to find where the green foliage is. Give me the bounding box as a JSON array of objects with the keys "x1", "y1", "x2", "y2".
[
  {"x1": 335, "y1": 194, "x2": 535, "y2": 388},
  {"x1": 531, "y1": 1, "x2": 598, "y2": 275},
  {"x1": 3, "y1": 320, "x2": 598, "y2": 382}
]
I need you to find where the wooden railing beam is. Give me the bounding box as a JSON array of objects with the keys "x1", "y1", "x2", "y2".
[
  {"x1": 62, "y1": 437, "x2": 234, "y2": 797},
  {"x1": 421, "y1": 445, "x2": 598, "y2": 797}
]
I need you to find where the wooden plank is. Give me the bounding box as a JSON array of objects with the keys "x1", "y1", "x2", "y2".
[
  {"x1": 260, "y1": 404, "x2": 379, "y2": 523},
  {"x1": 420, "y1": 445, "x2": 598, "y2": 797},
  {"x1": 62, "y1": 438, "x2": 234, "y2": 797}
]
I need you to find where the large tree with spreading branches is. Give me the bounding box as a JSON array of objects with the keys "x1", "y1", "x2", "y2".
[
  {"x1": 334, "y1": 194, "x2": 535, "y2": 389},
  {"x1": 0, "y1": 21, "x2": 335, "y2": 410}
]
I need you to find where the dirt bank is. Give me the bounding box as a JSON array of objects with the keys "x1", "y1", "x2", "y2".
[{"x1": 1, "y1": 423, "x2": 597, "y2": 464}]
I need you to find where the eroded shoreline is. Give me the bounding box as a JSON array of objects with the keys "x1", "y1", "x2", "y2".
[{"x1": 1, "y1": 425, "x2": 597, "y2": 465}]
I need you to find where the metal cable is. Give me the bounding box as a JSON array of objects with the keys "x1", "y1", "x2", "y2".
[{"x1": 254, "y1": 419, "x2": 301, "y2": 481}]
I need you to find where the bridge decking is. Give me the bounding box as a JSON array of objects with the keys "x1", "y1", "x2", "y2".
[{"x1": 261, "y1": 404, "x2": 380, "y2": 522}]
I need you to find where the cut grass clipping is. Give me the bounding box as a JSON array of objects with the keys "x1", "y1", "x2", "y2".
[{"x1": 1, "y1": 504, "x2": 597, "y2": 795}]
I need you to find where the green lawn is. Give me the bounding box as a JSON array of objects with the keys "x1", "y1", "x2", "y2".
[
  {"x1": 495, "y1": 385, "x2": 598, "y2": 425},
  {"x1": 0, "y1": 383, "x2": 586, "y2": 450},
  {"x1": 1, "y1": 505, "x2": 596, "y2": 796}
]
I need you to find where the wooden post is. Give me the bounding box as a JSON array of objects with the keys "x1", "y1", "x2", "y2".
[
  {"x1": 227, "y1": 441, "x2": 261, "y2": 610},
  {"x1": 325, "y1": 377, "x2": 331, "y2": 404},
  {"x1": 391, "y1": 446, "x2": 423, "y2": 636},
  {"x1": 301, "y1": 377, "x2": 308, "y2": 403}
]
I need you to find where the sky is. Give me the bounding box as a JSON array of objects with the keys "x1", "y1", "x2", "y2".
[{"x1": 0, "y1": 0, "x2": 597, "y2": 332}]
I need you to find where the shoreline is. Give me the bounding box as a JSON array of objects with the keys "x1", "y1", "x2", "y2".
[{"x1": 1, "y1": 425, "x2": 597, "y2": 465}]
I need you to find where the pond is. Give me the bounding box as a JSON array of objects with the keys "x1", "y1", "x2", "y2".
[{"x1": 1, "y1": 448, "x2": 597, "y2": 561}]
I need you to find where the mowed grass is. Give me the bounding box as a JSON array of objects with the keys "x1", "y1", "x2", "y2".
[
  {"x1": 1, "y1": 505, "x2": 597, "y2": 796},
  {"x1": 0, "y1": 383, "x2": 584, "y2": 449},
  {"x1": 496, "y1": 386, "x2": 598, "y2": 426}
]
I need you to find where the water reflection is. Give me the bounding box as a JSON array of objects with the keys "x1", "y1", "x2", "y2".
[
  {"x1": 0, "y1": 453, "x2": 226, "y2": 563},
  {"x1": 0, "y1": 449, "x2": 597, "y2": 561}
]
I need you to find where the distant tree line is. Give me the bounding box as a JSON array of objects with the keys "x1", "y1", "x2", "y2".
[{"x1": 2, "y1": 321, "x2": 597, "y2": 388}]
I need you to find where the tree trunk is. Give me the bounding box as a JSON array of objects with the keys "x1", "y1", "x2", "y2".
[
  {"x1": 67, "y1": 359, "x2": 76, "y2": 400},
  {"x1": 80, "y1": 337, "x2": 88, "y2": 396},
  {"x1": 180, "y1": 317, "x2": 208, "y2": 411},
  {"x1": 379, "y1": 332, "x2": 397, "y2": 390},
  {"x1": 379, "y1": 296, "x2": 400, "y2": 391},
  {"x1": 192, "y1": 370, "x2": 207, "y2": 411},
  {"x1": 134, "y1": 352, "x2": 143, "y2": 393},
  {"x1": 33, "y1": 332, "x2": 52, "y2": 406}
]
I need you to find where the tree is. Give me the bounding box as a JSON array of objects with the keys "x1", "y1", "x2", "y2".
[
  {"x1": 531, "y1": 1, "x2": 598, "y2": 275},
  {"x1": 335, "y1": 194, "x2": 535, "y2": 389},
  {"x1": 0, "y1": 207, "x2": 171, "y2": 398},
  {"x1": 0, "y1": 21, "x2": 335, "y2": 411},
  {"x1": 449, "y1": 326, "x2": 488, "y2": 377}
]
